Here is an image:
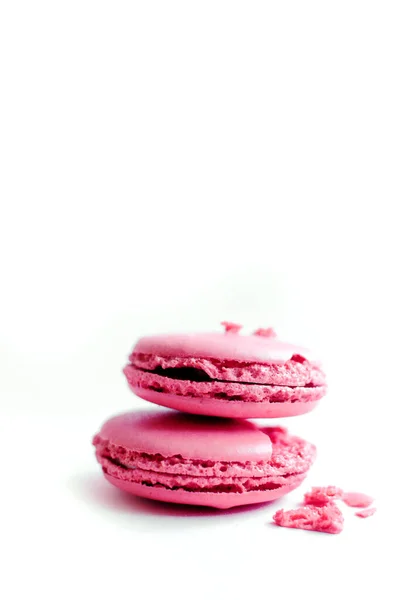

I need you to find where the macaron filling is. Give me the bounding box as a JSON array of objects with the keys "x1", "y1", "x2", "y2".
[
  {"x1": 124, "y1": 361, "x2": 326, "y2": 405},
  {"x1": 129, "y1": 352, "x2": 326, "y2": 387}
]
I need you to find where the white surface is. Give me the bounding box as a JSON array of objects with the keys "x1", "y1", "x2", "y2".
[
  {"x1": 1, "y1": 1, "x2": 399, "y2": 599},
  {"x1": 1, "y1": 405, "x2": 393, "y2": 600}
]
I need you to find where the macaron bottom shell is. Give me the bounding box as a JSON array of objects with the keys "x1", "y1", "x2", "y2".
[
  {"x1": 104, "y1": 473, "x2": 307, "y2": 509},
  {"x1": 129, "y1": 385, "x2": 320, "y2": 418}
]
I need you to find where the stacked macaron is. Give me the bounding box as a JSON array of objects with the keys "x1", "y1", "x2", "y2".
[{"x1": 93, "y1": 323, "x2": 326, "y2": 509}]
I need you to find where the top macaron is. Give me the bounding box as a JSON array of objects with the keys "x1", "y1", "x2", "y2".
[{"x1": 123, "y1": 322, "x2": 327, "y2": 418}]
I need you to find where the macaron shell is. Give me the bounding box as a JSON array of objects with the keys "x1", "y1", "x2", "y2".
[
  {"x1": 104, "y1": 473, "x2": 306, "y2": 509},
  {"x1": 129, "y1": 385, "x2": 320, "y2": 418},
  {"x1": 134, "y1": 332, "x2": 318, "y2": 365},
  {"x1": 98, "y1": 410, "x2": 273, "y2": 462}
]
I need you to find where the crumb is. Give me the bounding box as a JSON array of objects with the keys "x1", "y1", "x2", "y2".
[
  {"x1": 273, "y1": 504, "x2": 344, "y2": 534},
  {"x1": 253, "y1": 328, "x2": 277, "y2": 338},
  {"x1": 290, "y1": 354, "x2": 307, "y2": 363},
  {"x1": 304, "y1": 486, "x2": 344, "y2": 507},
  {"x1": 355, "y1": 507, "x2": 376, "y2": 518},
  {"x1": 343, "y1": 492, "x2": 374, "y2": 508},
  {"x1": 221, "y1": 321, "x2": 242, "y2": 334}
]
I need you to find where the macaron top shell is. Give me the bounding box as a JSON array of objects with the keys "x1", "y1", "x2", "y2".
[
  {"x1": 132, "y1": 332, "x2": 318, "y2": 365},
  {"x1": 97, "y1": 410, "x2": 273, "y2": 462}
]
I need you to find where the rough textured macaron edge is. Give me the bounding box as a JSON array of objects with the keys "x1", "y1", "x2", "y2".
[
  {"x1": 93, "y1": 425, "x2": 315, "y2": 479},
  {"x1": 98, "y1": 460, "x2": 307, "y2": 493},
  {"x1": 124, "y1": 365, "x2": 326, "y2": 404},
  {"x1": 104, "y1": 474, "x2": 307, "y2": 509},
  {"x1": 129, "y1": 352, "x2": 326, "y2": 387}
]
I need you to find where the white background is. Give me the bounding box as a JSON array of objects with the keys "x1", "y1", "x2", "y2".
[{"x1": 1, "y1": 2, "x2": 398, "y2": 599}]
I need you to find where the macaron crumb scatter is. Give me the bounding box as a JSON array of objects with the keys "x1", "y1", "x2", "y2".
[{"x1": 272, "y1": 486, "x2": 376, "y2": 533}]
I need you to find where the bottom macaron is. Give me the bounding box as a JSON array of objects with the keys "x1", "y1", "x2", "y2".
[{"x1": 93, "y1": 410, "x2": 316, "y2": 509}]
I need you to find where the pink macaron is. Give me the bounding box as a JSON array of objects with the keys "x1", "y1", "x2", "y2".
[
  {"x1": 123, "y1": 324, "x2": 326, "y2": 418},
  {"x1": 93, "y1": 410, "x2": 316, "y2": 509}
]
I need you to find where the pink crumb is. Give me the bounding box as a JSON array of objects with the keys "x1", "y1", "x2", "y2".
[
  {"x1": 304, "y1": 486, "x2": 344, "y2": 507},
  {"x1": 355, "y1": 507, "x2": 376, "y2": 518},
  {"x1": 221, "y1": 321, "x2": 242, "y2": 334},
  {"x1": 253, "y1": 328, "x2": 277, "y2": 338},
  {"x1": 343, "y1": 492, "x2": 374, "y2": 508},
  {"x1": 273, "y1": 504, "x2": 344, "y2": 534}
]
